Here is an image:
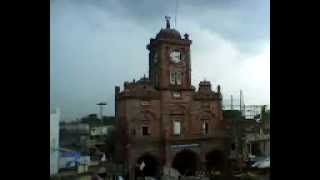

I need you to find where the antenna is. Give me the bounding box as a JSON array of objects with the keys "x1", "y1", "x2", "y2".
[{"x1": 175, "y1": 0, "x2": 179, "y2": 27}]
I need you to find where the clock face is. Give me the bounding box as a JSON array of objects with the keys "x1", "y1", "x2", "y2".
[
  {"x1": 153, "y1": 52, "x2": 158, "y2": 63},
  {"x1": 170, "y1": 50, "x2": 181, "y2": 63}
]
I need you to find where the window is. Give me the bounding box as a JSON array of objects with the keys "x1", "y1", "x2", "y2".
[
  {"x1": 202, "y1": 121, "x2": 209, "y2": 135},
  {"x1": 170, "y1": 71, "x2": 182, "y2": 85},
  {"x1": 173, "y1": 120, "x2": 181, "y2": 135},
  {"x1": 170, "y1": 72, "x2": 175, "y2": 84},
  {"x1": 142, "y1": 126, "x2": 150, "y2": 136},
  {"x1": 231, "y1": 143, "x2": 236, "y2": 150}
]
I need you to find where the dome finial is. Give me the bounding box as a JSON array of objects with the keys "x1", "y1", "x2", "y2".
[{"x1": 165, "y1": 16, "x2": 171, "y2": 29}]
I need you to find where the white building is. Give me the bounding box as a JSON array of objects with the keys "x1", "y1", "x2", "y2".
[
  {"x1": 60, "y1": 122, "x2": 90, "y2": 133},
  {"x1": 90, "y1": 125, "x2": 113, "y2": 136},
  {"x1": 50, "y1": 108, "x2": 60, "y2": 175}
]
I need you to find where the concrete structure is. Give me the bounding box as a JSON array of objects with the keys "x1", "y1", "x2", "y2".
[
  {"x1": 60, "y1": 122, "x2": 90, "y2": 133},
  {"x1": 90, "y1": 124, "x2": 113, "y2": 136},
  {"x1": 245, "y1": 107, "x2": 270, "y2": 157},
  {"x1": 224, "y1": 110, "x2": 260, "y2": 159},
  {"x1": 60, "y1": 122, "x2": 90, "y2": 156},
  {"x1": 245, "y1": 133, "x2": 270, "y2": 156},
  {"x1": 80, "y1": 114, "x2": 115, "y2": 137},
  {"x1": 50, "y1": 108, "x2": 61, "y2": 175},
  {"x1": 224, "y1": 106, "x2": 270, "y2": 161},
  {"x1": 115, "y1": 18, "x2": 230, "y2": 180},
  {"x1": 81, "y1": 115, "x2": 115, "y2": 162}
]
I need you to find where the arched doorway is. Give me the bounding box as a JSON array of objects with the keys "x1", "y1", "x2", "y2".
[
  {"x1": 172, "y1": 149, "x2": 199, "y2": 176},
  {"x1": 205, "y1": 150, "x2": 227, "y2": 172},
  {"x1": 135, "y1": 154, "x2": 160, "y2": 180}
]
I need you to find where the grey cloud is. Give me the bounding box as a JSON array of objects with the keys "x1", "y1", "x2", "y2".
[
  {"x1": 80, "y1": 0, "x2": 270, "y2": 52},
  {"x1": 50, "y1": 0, "x2": 269, "y2": 121}
]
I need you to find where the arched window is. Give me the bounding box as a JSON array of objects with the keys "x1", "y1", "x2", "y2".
[
  {"x1": 202, "y1": 120, "x2": 209, "y2": 135},
  {"x1": 170, "y1": 71, "x2": 182, "y2": 85},
  {"x1": 173, "y1": 120, "x2": 181, "y2": 135}
]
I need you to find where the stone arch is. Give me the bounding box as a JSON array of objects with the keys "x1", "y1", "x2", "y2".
[
  {"x1": 135, "y1": 153, "x2": 160, "y2": 179},
  {"x1": 171, "y1": 149, "x2": 200, "y2": 176}
]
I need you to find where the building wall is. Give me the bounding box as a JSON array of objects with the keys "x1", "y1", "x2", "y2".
[
  {"x1": 50, "y1": 109, "x2": 60, "y2": 175},
  {"x1": 125, "y1": 99, "x2": 161, "y2": 139},
  {"x1": 117, "y1": 86, "x2": 228, "y2": 179}
]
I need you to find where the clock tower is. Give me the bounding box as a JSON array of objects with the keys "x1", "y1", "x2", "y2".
[
  {"x1": 115, "y1": 16, "x2": 228, "y2": 180},
  {"x1": 147, "y1": 16, "x2": 192, "y2": 91}
]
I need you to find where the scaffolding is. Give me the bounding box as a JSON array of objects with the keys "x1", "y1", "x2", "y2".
[
  {"x1": 222, "y1": 90, "x2": 269, "y2": 120},
  {"x1": 223, "y1": 105, "x2": 264, "y2": 120}
]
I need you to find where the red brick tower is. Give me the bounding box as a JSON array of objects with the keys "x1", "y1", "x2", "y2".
[{"x1": 115, "y1": 17, "x2": 229, "y2": 180}]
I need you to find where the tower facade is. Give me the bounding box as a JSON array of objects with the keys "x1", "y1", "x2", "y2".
[
  {"x1": 148, "y1": 17, "x2": 192, "y2": 91},
  {"x1": 115, "y1": 17, "x2": 230, "y2": 180}
]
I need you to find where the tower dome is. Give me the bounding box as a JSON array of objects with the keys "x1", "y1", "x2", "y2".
[
  {"x1": 155, "y1": 16, "x2": 181, "y2": 40},
  {"x1": 156, "y1": 28, "x2": 181, "y2": 40}
]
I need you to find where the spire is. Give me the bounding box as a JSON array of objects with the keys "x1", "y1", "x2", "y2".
[{"x1": 165, "y1": 16, "x2": 171, "y2": 29}]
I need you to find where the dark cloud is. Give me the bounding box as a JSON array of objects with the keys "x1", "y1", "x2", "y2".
[
  {"x1": 50, "y1": 0, "x2": 269, "y2": 121},
  {"x1": 79, "y1": 0, "x2": 270, "y2": 51},
  {"x1": 54, "y1": 0, "x2": 269, "y2": 53}
]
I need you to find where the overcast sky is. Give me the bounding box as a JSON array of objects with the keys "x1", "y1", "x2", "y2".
[{"x1": 50, "y1": 0, "x2": 270, "y2": 121}]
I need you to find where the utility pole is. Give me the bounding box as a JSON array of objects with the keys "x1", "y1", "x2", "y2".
[
  {"x1": 240, "y1": 90, "x2": 242, "y2": 114},
  {"x1": 240, "y1": 90, "x2": 245, "y2": 117},
  {"x1": 231, "y1": 95, "x2": 233, "y2": 110}
]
